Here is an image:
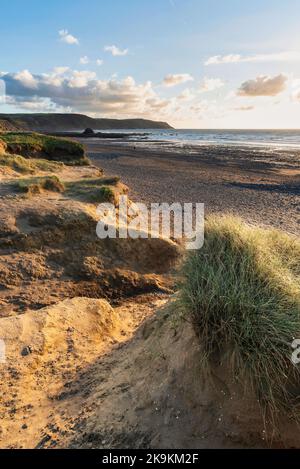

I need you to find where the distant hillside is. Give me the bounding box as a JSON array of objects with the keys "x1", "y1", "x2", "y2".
[
  {"x1": 0, "y1": 113, "x2": 173, "y2": 132},
  {"x1": 0, "y1": 119, "x2": 20, "y2": 132}
]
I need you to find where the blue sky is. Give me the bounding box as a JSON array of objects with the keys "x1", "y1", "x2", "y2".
[{"x1": 2, "y1": 0, "x2": 300, "y2": 127}]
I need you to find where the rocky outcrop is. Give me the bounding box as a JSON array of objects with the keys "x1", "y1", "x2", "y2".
[{"x1": 82, "y1": 128, "x2": 95, "y2": 136}]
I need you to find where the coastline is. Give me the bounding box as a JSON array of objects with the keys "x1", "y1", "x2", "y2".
[{"x1": 81, "y1": 139, "x2": 300, "y2": 235}]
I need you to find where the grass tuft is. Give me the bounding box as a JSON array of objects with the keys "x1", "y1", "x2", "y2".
[
  {"x1": 1, "y1": 132, "x2": 89, "y2": 165},
  {"x1": 66, "y1": 177, "x2": 118, "y2": 203},
  {"x1": 0, "y1": 153, "x2": 64, "y2": 174},
  {"x1": 17, "y1": 176, "x2": 65, "y2": 195},
  {"x1": 177, "y1": 215, "x2": 300, "y2": 423},
  {"x1": 86, "y1": 185, "x2": 116, "y2": 203}
]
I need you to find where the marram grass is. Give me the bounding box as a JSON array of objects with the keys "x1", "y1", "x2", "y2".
[
  {"x1": 17, "y1": 175, "x2": 65, "y2": 195},
  {"x1": 0, "y1": 153, "x2": 64, "y2": 174},
  {"x1": 177, "y1": 215, "x2": 300, "y2": 422}
]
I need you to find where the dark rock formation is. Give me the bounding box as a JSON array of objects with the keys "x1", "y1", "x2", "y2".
[{"x1": 82, "y1": 128, "x2": 95, "y2": 136}]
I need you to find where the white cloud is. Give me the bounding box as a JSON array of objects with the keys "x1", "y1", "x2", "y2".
[
  {"x1": 205, "y1": 54, "x2": 242, "y2": 65},
  {"x1": 53, "y1": 67, "x2": 70, "y2": 75},
  {"x1": 291, "y1": 79, "x2": 300, "y2": 101},
  {"x1": 291, "y1": 78, "x2": 300, "y2": 89},
  {"x1": 104, "y1": 45, "x2": 128, "y2": 56},
  {"x1": 177, "y1": 88, "x2": 195, "y2": 101},
  {"x1": 237, "y1": 74, "x2": 287, "y2": 97},
  {"x1": 188, "y1": 99, "x2": 223, "y2": 120},
  {"x1": 59, "y1": 29, "x2": 79, "y2": 45},
  {"x1": 1, "y1": 68, "x2": 247, "y2": 125},
  {"x1": 163, "y1": 73, "x2": 194, "y2": 87},
  {"x1": 293, "y1": 91, "x2": 300, "y2": 101},
  {"x1": 96, "y1": 59, "x2": 103, "y2": 66},
  {"x1": 14, "y1": 70, "x2": 38, "y2": 89},
  {"x1": 199, "y1": 77, "x2": 225, "y2": 93},
  {"x1": 40, "y1": 73, "x2": 64, "y2": 87},
  {"x1": 6, "y1": 96, "x2": 62, "y2": 112},
  {"x1": 40, "y1": 67, "x2": 70, "y2": 87},
  {"x1": 205, "y1": 51, "x2": 300, "y2": 66},
  {"x1": 146, "y1": 97, "x2": 169, "y2": 110},
  {"x1": 79, "y1": 56, "x2": 89, "y2": 65},
  {"x1": 68, "y1": 70, "x2": 96, "y2": 88},
  {"x1": 1, "y1": 68, "x2": 172, "y2": 118}
]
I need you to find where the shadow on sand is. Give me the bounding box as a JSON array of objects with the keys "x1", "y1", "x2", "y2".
[{"x1": 229, "y1": 181, "x2": 300, "y2": 196}]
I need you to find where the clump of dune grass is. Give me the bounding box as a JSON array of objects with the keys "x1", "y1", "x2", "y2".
[
  {"x1": 1, "y1": 132, "x2": 89, "y2": 165},
  {"x1": 86, "y1": 186, "x2": 116, "y2": 203},
  {"x1": 66, "y1": 177, "x2": 118, "y2": 203},
  {"x1": 177, "y1": 215, "x2": 300, "y2": 423},
  {"x1": 17, "y1": 176, "x2": 65, "y2": 195},
  {"x1": 0, "y1": 153, "x2": 64, "y2": 174}
]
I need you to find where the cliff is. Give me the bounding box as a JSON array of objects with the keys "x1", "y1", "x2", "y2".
[{"x1": 0, "y1": 113, "x2": 173, "y2": 132}]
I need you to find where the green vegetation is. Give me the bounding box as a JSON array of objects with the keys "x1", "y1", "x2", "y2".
[
  {"x1": 0, "y1": 153, "x2": 64, "y2": 174},
  {"x1": 87, "y1": 186, "x2": 116, "y2": 203},
  {"x1": 0, "y1": 113, "x2": 173, "y2": 131},
  {"x1": 17, "y1": 176, "x2": 65, "y2": 195},
  {"x1": 177, "y1": 215, "x2": 300, "y2": 422},
  {"x1": 66, "y1": 177, "x2": 118, "y2": 203},
  {"x1": 1, "y1": 132, "x2": 88, "y2": 165}
]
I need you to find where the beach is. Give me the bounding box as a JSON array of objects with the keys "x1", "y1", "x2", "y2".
[
  {"x1": 3, "y1": 0, "x2": 300, "y2": 456},
  {"x1": 82, "y1": 139, "x2": 300, "y2": 235},
  {"x1": 0, "y1": 130, "x2": 299, "y2": 449}
]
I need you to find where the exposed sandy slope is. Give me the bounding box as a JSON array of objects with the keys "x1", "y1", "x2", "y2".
[
  {"x1": 0, "y1": 295, "x2": 169, "y2": 448},
  {"x1": 0, "y1": 164, "x2": 180, "y2": 317},
  {"x1": 0, "y1": 159, "x2": 184, "y2": 448},
  {"x1": 1, "y1": 293, "x2": 299, "y2": 449},
  {"x1": 64, "y1": 301, "x2": 300, "y2": 450}
]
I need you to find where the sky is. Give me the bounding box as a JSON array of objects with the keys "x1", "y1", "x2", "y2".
[{"x1": 1, "y1": 0, "x2": 300, "y2": 128}]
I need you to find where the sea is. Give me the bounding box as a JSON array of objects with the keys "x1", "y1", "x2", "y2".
[{"x1": 97, "y1": 129, "x2": 300, "y2": 150}]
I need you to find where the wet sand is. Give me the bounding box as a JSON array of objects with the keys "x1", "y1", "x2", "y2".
[{"x1": 81, "y1": 139, "x2": 299, "y2": 235}]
